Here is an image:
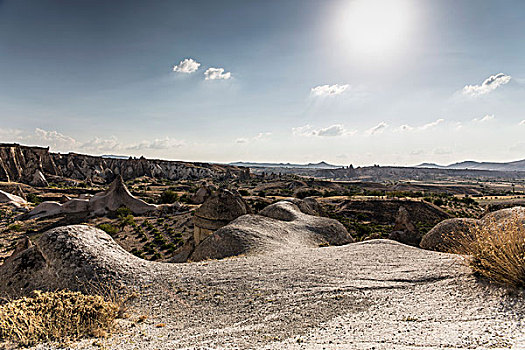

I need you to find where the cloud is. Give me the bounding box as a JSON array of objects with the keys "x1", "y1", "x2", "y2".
[
  {"x1": 33, "y1": 128, "x2": 77, "y2": 146},
  {"x1": 519, "y1": 120, "x2": 525, "y2": 126},
  {"x1": 204, "y1": 67, "x2": 231, "y2": 80},
  {"x1": 81, "y1": 136, "x2": 120, "y2": 152},
  {"x1": 395, "y1": 119, "x2": 444, "y2": 132},
  {"x1": 462, "y1": 73, "x2": 511, "y2": 97},
  {"x1": 472, "y1": 114, "x2": 495, "y2": 123},
  {"x1": 366, "y1": 122, "x2": 388, "y2": 135},
  {"x1": 235, "y1": 132, "x2": 271, "y2": 144},
  {"x1": 311, "y1": 84, "x2": 349, "y2": 97},
  {"x1": 316, "y1": 124, "x2": 346, "y2": 136},
  {"x1": 420, "y1": 118, "x2": 445, "y2": 130},
  {"x1": 292, "y1": 124, "x2": 354, "y2": 137},
  {"x1": 173, "y1": 58, "x2": 201, "y2": 73},
  {"x1": 398, "y1": 124, "x2": 414, "y2": 132},
  {"x1": 127, "y1": 137, "x2": 184, "y2": 150}
]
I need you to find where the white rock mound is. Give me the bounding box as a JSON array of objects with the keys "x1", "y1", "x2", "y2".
[
  {"x1": 0, "y1": 225, "x2": 153, "y2": 296},
  {"x1": 23, "y1": 176, "x2": 157, "y2": 219},
  {"x1": 0, "y1": 189, "x2": 27, "y2": 207},
  {"x1": 190, "y1": 201, "x2": 354, "y2": 261}
]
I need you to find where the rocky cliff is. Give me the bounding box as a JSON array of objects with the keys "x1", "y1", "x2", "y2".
[{"x1": 0, "y1": 143, "x2": 248, "y2": 186}]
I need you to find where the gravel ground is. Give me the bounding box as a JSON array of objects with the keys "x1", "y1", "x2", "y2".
[{"x1": 32, "y1": 239, "x2": 525, "y2": 350}]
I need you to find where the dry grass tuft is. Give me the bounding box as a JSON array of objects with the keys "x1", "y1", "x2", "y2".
[
  {"x1": 453, "y1": 213, "x2": 525, "y2": 288},
  {"x1": 0, "y1": 290, "x2": 119, "y2": 346}
]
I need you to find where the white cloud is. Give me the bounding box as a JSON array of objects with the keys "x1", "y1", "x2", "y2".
[
  {"x1": 311, "y1": 84, "x2": 349, "y2": 97},
  {"x1": 420, "y1": 118, "x2": 445, "y2": 130},
  {"x1": 462, "y1": 73, "x2": 511, "y2": 97},
  {"x1": 292, "y1": 124, "x2": 354, "y2": 137},
  {"x1": 472, "y1": 114, "x2": 495, "y2": 123},
  {"x1": 366, "y1": 122, "x2": 388, "y2": 135},
  {"x1": 235, "y1": 132, "x2": 271, "y2": 144},
  {"x1": 519, "y1": 120, "x2": 525, "y2": 126},
  {"x1": 81, "y1": 136, "x2": 120, "y2": 152},
  {"x1": 395, "y1": 119, "x2": 445, "y2": 132},
  {"x1": 173, "y1": 58, "x2": 201, "y2": 73},
  {"x1": 204, "y1": 67, "x2": 231, "y2": 80},
  {"x1": 397, "y1": 124, "x2": 414, "y2": 132},
  {"x1": 317, "y1": 124, "x2": 346, "y2": 136},
  {"x1": 127, "y1": 137, "x2": 184, "y2": 150},
  {"x1": 33, "y1": 128, "x2": 77, "y2": 146}
]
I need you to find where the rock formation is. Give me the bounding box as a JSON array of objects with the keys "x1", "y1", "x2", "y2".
[
  {"x1": 388, "y1": 206, "x2": 421, "y2": 246},
  {"x1": 481, "y1": 206, "x2": 525, "y2": 224},
  {"x1": 192, "y1": 189, "x2": 251, "y2": 245},
  {"x1": 0, "y1": 143, "x2": 247, "y2": 186},
  {"x1": 190, "y1": 201, "x2": 354, "y2": 261},
  {"x1": 22, "y1": 176, "x2": 157, "y2": 220},
  {"x1": 190, "y1": 182, "x2": 215, "y2": 204},
  {"x1": 0, "y1": 225, "x2": 152, "y2": 296},
  {"x1": 420, "y1": 218, "x2": 479, "y2": 252},
  {"x1": 0, "y1": 189, "x2": 28, "y2": 208}
]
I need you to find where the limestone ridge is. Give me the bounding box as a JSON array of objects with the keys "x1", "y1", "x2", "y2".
[
  {"x1": 0, "y1": 143, "x2": 248, "y2": 186},
  {"x1": 22, "y1": 175, "x2": 158, "y2": 219}
]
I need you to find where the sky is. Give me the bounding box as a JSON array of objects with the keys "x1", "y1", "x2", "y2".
[{"x1": 0, "y1": 0, "x2": 524, "y2": 166}]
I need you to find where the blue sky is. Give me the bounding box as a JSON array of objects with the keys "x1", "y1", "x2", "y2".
[{"x1": 1, "y1": 0, "x2": 524, "y2": 165}]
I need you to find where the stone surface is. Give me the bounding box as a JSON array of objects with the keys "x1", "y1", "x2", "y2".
[
  {"x1": 2, "y1": 234, "x2": 522, "y2": 349},
  {"x1": 190, "y1": 201, "x2": 354, "y2": 261},
  {"x1": 420, "y1": 218, "x2": 480, "y2": 252},
  {"x1": 192, "y1": 189, "x2": 251, "y2": 244}
]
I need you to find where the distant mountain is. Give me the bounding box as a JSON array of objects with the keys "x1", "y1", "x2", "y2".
[
  {"x1": 101, "y1": 154, "x2": 130, "y2": 160},
  {"x1": 230, "y1": 161, "x2": 343, "y2": 169},
  {"x1": 416, "y1": 159, "x2": 525, "y2": 171}
]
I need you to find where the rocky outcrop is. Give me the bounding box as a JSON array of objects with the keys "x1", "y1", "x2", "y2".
[
  {"x1": 190, "y1": 201, "x2": 354, "y2": 261},
  {"x1": 388, "y1": 206, "x2": 421, "y2": 246},
  {"x1": 481, "y1": 206, "x2": 525, "y2": 224},
  {"x1": 420, "y1": 206, "x2": 525, "y2": 253},
  {"x1": 193, "y1": 189, "x2": 251, "y2": 244},
  {"x1": 190, "y1": 182, "x2": 215, "y2": 204},
  {"x1": 0, "y1": 225, "x2": 152, "y2": 296},
  {"x1": 22, "y1": 176, "x2": 157, "y2": 219},
  {"x1": 420, "y1": 218, "x2": 480, "y2": 252},
  {"x1": 0, "y1": 143, "x2": 246, "y2": 186},
  {"x1": 0, "y1": 190, "x2": 27, "y2": 207}
]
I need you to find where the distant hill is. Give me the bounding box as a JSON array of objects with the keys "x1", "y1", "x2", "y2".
[
  {"x1": 416, "y1": 159, "x2": 525, "y2": 171},
  {"x1": 230, "y1": 161, "x2": 343, "y2": 169},
  {"x1": 102, "y1": 154, "x2": 131, "y2": 160}
]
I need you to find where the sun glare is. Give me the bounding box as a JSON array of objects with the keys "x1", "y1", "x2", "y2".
[{"x1": 338, "y1": 0, "x2": 415, "y2": 59}]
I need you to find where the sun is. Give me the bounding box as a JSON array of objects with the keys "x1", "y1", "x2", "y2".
[{"x1": 337, "y1": 0, "x2": 415, "y2": 58}]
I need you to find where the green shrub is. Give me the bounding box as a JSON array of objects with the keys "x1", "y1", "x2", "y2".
[
  {"x1": 96, "y1": 223, "x2": 118, "y2": 236},
  {"x1": 158, "y1": 190, "x2": 178, "y2": 204}
]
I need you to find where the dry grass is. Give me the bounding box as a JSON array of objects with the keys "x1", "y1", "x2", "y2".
[
  {"x1": 0, "y1": 290, "x2": 119, "y2": 346},
  {"x1": 454, "y1": 214, "x2": 525, "y2": 288}
]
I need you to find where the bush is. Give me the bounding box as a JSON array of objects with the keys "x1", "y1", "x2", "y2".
[
  {"x1": 115, "y1": 206, "x2": 132, "y2": 218},
  {"x1": 0, "y1": 290, "x2": 119, "y2": 346},
  {"x1": 455, "y1": 214, "x2": 525, "y2": 288},
  {"x1": 26, "y1": 193, "x2": 42, "y2": 205},
  {"x1": 96, "y1": 223, "x2": 118, "y2": 236},
  {"x1": 158, "y1": 190, "x2": 178, "y2": 204}
]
